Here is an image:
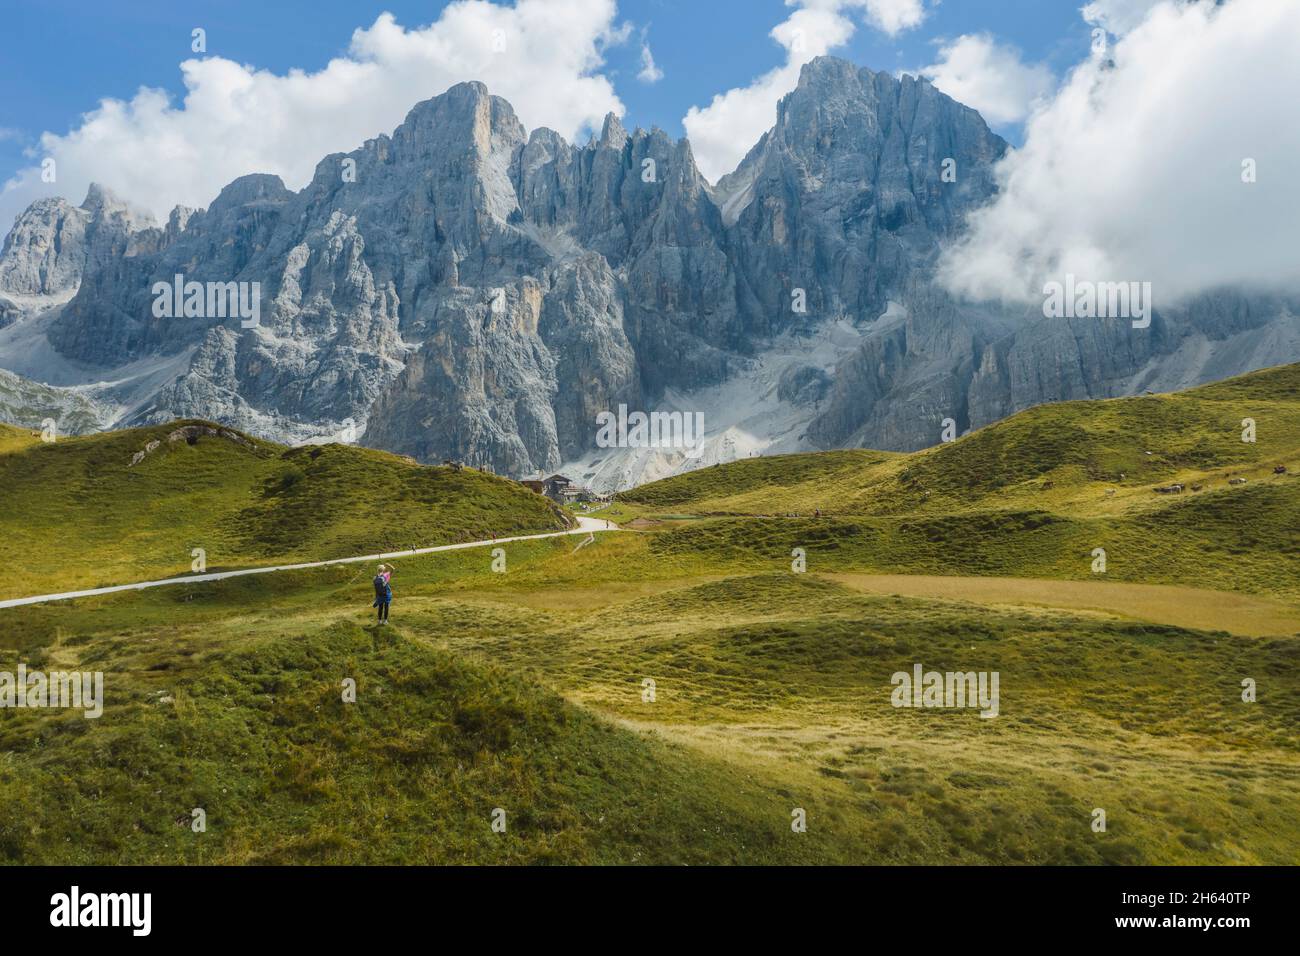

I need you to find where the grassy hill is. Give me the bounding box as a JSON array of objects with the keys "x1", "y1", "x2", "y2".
[
  {"x1": 619, "y1": 363, "x2": 1300, "y2": 600},
  {"x1": 2, "y1": 533, "x2": 1294, "y2": 864},
  {"x1": 1, "y1": 369, "x2": 1298, "y2": 865},
  {"x1": 0, "y1": 604, "x2": 862, "y2": 865},
  {"x1": 624, "y1": 364, "x2": 1300, "y2": 516},
  {"x1": 0, "y1": 420, "x2": 567, "y2": 599}
]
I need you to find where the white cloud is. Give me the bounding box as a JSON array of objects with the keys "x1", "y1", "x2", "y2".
[
  {"x1": 1081, "y1": 0, "x2": 1167, "y2": 35},
  {"x1": 1, "y1": 0, "x2": 627, "y2": 230},
  {"x1": 860, "y1": 0, "x2": 928, "y2": 36},
  {"x1": 682, "y1": 0, "x2": 929, "y2": 183},
  {"x1": 919, "y1": 34, "x2": 1054, "y2": 126},
  {"x1": 938, "y1": 0, "x2": 1300, "y2": 307},
  {"x1": 637, "y1": 31, "x2": 664, "y2": 84}
]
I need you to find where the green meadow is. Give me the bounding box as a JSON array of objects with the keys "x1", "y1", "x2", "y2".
[{"x1": 0, "y1": 365, "x2": 1297, "y2": 864}]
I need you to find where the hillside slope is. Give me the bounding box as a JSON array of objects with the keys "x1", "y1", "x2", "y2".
[
  {"x1": 1, "y1": 369, "x2": 1296, "y2": 866},
  {"x1": 0, "y1": 420, "x2": 567, "y2": 598},
  {"x1": 620, "y1": 364, "x2": 1300, "y2": 599},
  {"x1": 3, "y1": 527, "x2": 1294, "y2": 864},
  {"x1": 0, "y1": 606, "x2": 865, "y2": 864}
]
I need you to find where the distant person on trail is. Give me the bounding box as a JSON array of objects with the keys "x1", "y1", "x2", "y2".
[{"x1": 372, "y1": 564, "x2": 393, "y2": 624}]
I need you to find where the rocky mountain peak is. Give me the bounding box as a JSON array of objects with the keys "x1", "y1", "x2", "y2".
[
  {"x1": 81, "y1": 182, "x2": 156, "y2": 231},
  {"x1": 0, "y1": 196, "x2": 88, "y2": 298},
  {"x1": 0, "y1": 181, "x2": 158, "y2": 300},
  {"x1": 2, "y1": 61, "x2": 1296, "y2": 488},
  {"x1": 165, "y1": 205, "x2": 197, "y2": 243},
  {"x1": 209, "y1": 174, "x2": 292, "y2": 215},
  {"x1": 598, "y1": 112, "x2": 628, "y2": 149},
  {"x1": 396, "y1": 80, "x2": 526, "y2": 160},
  {"x1": 791, "y1": 54, "x2": 866, "y2": 94},
  {"x1": 81, "y1": 181, "x2": 120, "y2": 213}
]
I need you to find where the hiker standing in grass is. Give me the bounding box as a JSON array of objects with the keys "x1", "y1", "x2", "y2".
[{"x1": 372, "y1": 564, "x2": 393, "y2": 625}]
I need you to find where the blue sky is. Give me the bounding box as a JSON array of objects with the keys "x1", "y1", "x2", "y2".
[{"x1": 0, "y1": 0, "x2": 1096, "y2": 197}]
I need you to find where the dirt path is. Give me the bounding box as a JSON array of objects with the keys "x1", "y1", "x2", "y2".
[
  {"x1": 823, "y1": 572, "x2": 1300, "y2": 638},
  {"x1": 0, "y1": 516, "x2": 618, "y2": 610}
]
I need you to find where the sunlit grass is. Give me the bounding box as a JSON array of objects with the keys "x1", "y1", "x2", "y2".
[{"x1": 1, "y1": 366, "x2": 1298, "y2": 864}]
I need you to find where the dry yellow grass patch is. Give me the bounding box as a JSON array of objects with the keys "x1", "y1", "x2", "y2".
[{"x1": 823, "y1": 572, "x2": 1300, "y2": 638}]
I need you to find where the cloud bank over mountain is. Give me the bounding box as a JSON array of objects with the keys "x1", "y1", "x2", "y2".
[
  {"x1": 938, "y1": 0, "x2": 1300, "y2": 307},
  {"x1": 1081, "y1": 0, "x2": 1167, "y2": 35},
  {"x1": 918, "y1": 33, "x2": 1053, "y2": 126}
]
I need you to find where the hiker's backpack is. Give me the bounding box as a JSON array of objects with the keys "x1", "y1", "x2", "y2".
[{"x1": 373, "y1": 574, "x2": 388, "y2": 600}]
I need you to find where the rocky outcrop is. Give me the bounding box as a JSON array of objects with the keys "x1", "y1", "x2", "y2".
[
  {"x1": 127, "y1": 422, "x2": 264, "y2": 467},
  {"x1": 0, "y1": 198, "x2": 90, "y2": 297},
  {"x1": 0, "y1": 184, "x2": 157, "y2": 305},
  {"x1": 0, "y1": 367, "x2": 110, "y2": 435}
]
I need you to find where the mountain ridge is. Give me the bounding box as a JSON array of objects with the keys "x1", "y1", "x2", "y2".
[{"x1": 1, "y1": 56, "x2": 1296, "y2": 489}]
